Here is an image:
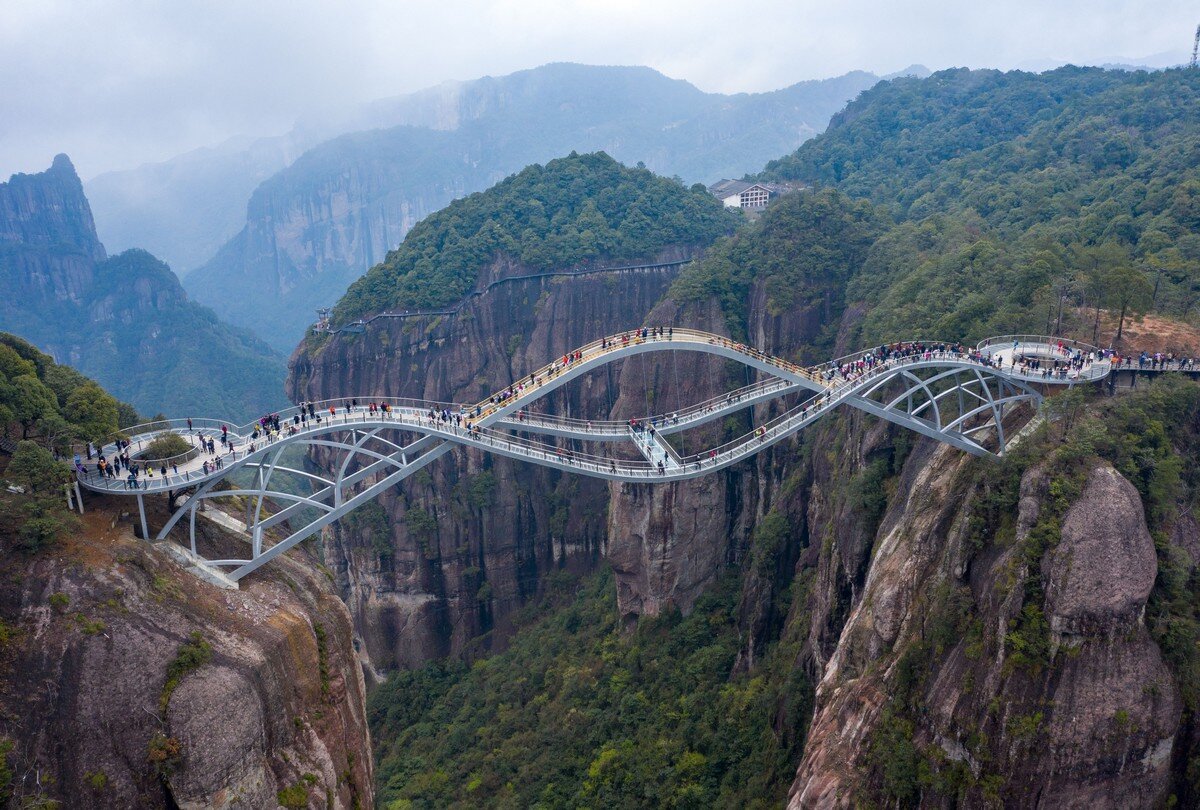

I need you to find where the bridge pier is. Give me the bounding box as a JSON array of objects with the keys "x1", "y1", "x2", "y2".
[{"x1": 136, "y1": 492, "x2": 149, "y2": 542}]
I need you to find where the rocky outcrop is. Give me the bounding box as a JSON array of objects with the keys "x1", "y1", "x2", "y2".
[
  {"x1": 787, "y1": 456, "x2": 1182, "y2": 808},
  {"x1": 1043, "y1": 466, "x2": 1157, "y2": 636},
  {"x1": 290, "y1": 256, "x2": 683, "y2": 674},
  {"x1": 0, "y1": 154, "x2": 105, "y2": 262},
  {"x1": 0, "y1": 495, "x2": 372, "y2": 809},
  {"x1": 0, "y1": 154, "x2": 105, "y2": 323}
]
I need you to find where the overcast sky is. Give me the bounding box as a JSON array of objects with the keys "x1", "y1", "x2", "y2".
[{"x1": 1, "y1": 0, "x2": 1195, "y2": 180}]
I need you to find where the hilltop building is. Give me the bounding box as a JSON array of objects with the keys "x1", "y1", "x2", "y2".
[{"x1": 707, "y1": 179, "x2": 793, "y2": 210}]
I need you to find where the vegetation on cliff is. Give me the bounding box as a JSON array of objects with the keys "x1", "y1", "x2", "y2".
[
  {"x1": 0, "y1": 332, "x2": 128, "y2": 444},
  {"x1": 369, "y1": 567, "x2": 812, "y2": 809},
  {"x1": 334, "y1": 152, "x2": 739, "y2": 322},
  {"x1": 0, "y1": 333, "x2": 132, "y2": 552},
  {"x1": 857, "y1": 378, "x2": 1200, "y2": 807}
]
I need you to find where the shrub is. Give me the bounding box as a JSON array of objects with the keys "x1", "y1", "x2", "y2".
[
  {"x1": 146, "y1": 732, "x2": 182, "y2": 777},
  {"x1": 277, "y1": 783, "x2": 309, "y2": 808},
  {"x1": 159, "y1": 631, "x2": 213, "y2": 714},
  {"x1": 142, "y1": 433, "x2": 192, "y2": 462}
]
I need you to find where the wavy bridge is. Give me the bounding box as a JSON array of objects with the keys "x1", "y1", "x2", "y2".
[{"x1": 76, "y1": 329, "x2": 1109, "y2": 587}]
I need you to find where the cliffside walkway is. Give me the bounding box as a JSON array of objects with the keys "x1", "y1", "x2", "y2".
[{"x1": 76, "y1": 329, "x2": 1107, "y2": 586}]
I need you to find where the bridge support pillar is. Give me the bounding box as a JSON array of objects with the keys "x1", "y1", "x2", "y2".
[{"x1": 136, "y1": 493, "x2": 149, "y2": 542}]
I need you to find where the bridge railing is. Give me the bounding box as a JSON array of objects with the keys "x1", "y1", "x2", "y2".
[
  {"x1": 977, "y1": 334, "x2": 1104, "y2": 355},
  {"x1": 977, "y1": 335, "x2": 1111, "y2": 382},
  {"x1": 469, "y1": 327, "x2": 822, "y2": 418},
  {"x1": 816, "y1": 339, "x2": 981, "y2": 373},
  {"x1": 507, "y1": 376, "x2": 802, "y2": 434}
]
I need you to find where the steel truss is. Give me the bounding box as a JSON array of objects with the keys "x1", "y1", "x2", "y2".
[{"x1": 79, "y1": 331, "x2": 1099, "y2": 584}]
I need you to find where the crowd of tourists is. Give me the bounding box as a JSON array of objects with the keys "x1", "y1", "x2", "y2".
[
  {"x1": 71, "y1": 330, "x2": 1200, "y2": 491},
  {"x1": 73, "y1": 436, "x2": 187, "y2": 490}
]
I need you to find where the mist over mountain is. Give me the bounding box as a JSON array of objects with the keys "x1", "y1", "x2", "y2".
[
  {"x1": 165, "y1": 63, "x2": 878, "y2": 350},
  {"x1": 0, "y1": 155, "x2": 285, "y2": 419}
]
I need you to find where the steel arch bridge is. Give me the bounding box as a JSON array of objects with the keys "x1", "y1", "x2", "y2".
[{"x1": 76, "y1": 329, "x2": 1110, "y2": 587}]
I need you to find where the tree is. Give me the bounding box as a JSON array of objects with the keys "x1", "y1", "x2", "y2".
[
  {"x1": 116, "y1": 400, "x2": 141, "y2": 429},
  {"x1": 64, "y1": 382, "x2": 119, "y2": 445},
  {"x1": 1072, "y1": 242, "x2": 1130, "y2": 345},
  {"x1": 10, "y1": 374, "x2": 58, "y2": 439},
  {"x1": 143, "y1": 433, "x2": 191, "y2": 461},
  {"x1": 1104, "y1": 264, "x2": 1153, "y2": 344},
  {"x1": 7, "y1": 441, "x2": 71, "y2": 494},
  {"x1": 5, "y1": 441, "x2": 77, "y2": 552}
]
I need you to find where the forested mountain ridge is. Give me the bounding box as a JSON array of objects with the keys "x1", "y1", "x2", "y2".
[
  {"x1": 181, "y1": 63, "x2": 880, "y2": 350},
  {"x1": 0, "y1": 157, "x2": 285, "y2": 420},
  {"x1": 332, "y1": 151, "x2": 740, "y2": 322},
  {"x1": 751, "y1": 66, "x2": 1200, "y2": 343}
]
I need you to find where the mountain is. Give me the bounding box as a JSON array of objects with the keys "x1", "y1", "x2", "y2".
[
  {"x1": 152, "y1": 63, "x2": 875, "y2": 351},
  {"x1": 88, "y1": 63, "x2": 878, "y2": 283},
  {"x1": 333, "y1": 151, "x2": 740, "y2": 321},
  {"x1": 0, "y1": 155, "x2": 286, "y2": 420},
  {"x1": 758, "y1": 66, "x2": 1200, "y2": 339}
]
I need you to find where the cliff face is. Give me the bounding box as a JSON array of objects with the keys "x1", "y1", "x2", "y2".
[
  {"x1": 289, "y1": 257, "x2": 683, "y2": 674},
  {"x1": 188, "y1": 129, "x2": 475, "y2": 352},
  {"x1": 0, "y1": 495, "x2": 373, "y2": 809},
  {"x1": 0, "y1": 157, "x2": 285, "y2": 420},
  {"x1": 0, "y1": 155, "x2": 105, "y2": 324},
  {"x1": 788, "y1": 451, "x2": 1183, "y2": 808}
]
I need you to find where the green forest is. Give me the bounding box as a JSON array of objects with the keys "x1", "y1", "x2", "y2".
[
  {"x1": 752, "y1": 66, "x2": 1200, "y2": 341},
  {"x1": 370, "y1": 567, "x2": 812, "y2": 809},
  {"x1": 0, "y1": 333, "x2": 133, "y2": 553},
  {"x1": 333, "y1": 152, "x2": 740, "y2": 322}
]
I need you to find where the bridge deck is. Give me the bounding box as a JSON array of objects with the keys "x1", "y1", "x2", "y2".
[{"x1": 75, "y1": 328, "x2": 1128, "y2": 583}]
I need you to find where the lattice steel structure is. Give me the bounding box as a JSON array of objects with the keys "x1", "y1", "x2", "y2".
[{"x1": 78, "y1": 330, "x2": 1109, "y2": 586}]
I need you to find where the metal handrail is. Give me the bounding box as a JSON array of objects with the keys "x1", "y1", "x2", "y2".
[
  {"x1": 977, "y1": 335, "x2": 1104, "y2": 355},
  {"x1": 507, "y1": 376, "x2": 799, "y2": 433},
  {"x1": 78, "y1": 331, "x2": 1116, "y2": 494}
]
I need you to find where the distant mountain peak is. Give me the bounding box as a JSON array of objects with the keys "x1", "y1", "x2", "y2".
[
  {"x1": 49, "y1": 153, "x2": 77, "y2": 174},
  {"x1": 882, "y1": 64, "x2": 932, "y2": 80}
]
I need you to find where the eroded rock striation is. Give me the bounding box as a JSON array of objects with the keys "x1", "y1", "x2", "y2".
[
  {"x1": 788, "y1": 456, "x2": 1182, "y2": 808},
  {"x1": 0, "y1": 498, "x2": 372, "y2": 809}
]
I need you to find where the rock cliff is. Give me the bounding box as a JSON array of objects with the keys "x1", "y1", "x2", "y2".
[
  {"x1": 787, "y1": 452, "x2": 1183, "y2": 808},
  {"x1": 290, "y1": 257, "x2": 683, "y2": 674},
  {"x1": 0, "y1": 494, "x2": 373, "y2": 809}
]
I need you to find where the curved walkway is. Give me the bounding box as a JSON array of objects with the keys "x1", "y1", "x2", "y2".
[
  {"x1": 74, "y1": 328, "x2": 1119, "y2": 585},
  {"x1": 78, "y1": 329, "x2": 1107, "y2": 496}
]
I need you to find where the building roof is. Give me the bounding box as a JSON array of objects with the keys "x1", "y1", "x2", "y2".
[
  {"x1": 706, "y1": 179, "x2": 789, "y2": 198},
  {"x1": 707, "y1": 179, "x2": 754, "y2": 197}
]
